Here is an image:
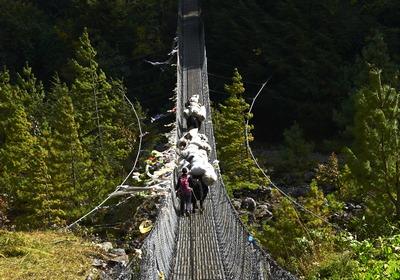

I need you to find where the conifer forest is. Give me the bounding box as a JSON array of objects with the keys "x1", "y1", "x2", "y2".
[{"x1": 1, "y1": 0, "x2": 400, "y2": 279}]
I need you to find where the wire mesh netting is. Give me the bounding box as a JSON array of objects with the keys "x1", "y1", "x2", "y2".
[{"x1": 128, "y1": 0, "x2": 297, "y2": 279}]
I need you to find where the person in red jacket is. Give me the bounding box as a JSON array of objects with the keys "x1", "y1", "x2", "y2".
[{"x1": 176, "y1": 167, "x2": 193, "y2": 216}]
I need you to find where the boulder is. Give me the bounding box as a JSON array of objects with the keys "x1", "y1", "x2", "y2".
[
  {"x1": 282, "y1": 184, "x2": 310, "y2": 197},
  {"x1": 92, "y1": 258, "x2": 105, "y2": 268},
  {"x1": 109, "y1": 255, "x2": 129, "y2": 264},
  {"x1": 258, "y1": 186, "x2": 273, "y2": 199},
  {"x1": 231, "y1": 199, "x2": 241, "y2": 210},
  {"x1": 110, "y1": 248, "x2": 126, "y2": 256},
  {"x1": 255, "y1": 204, "x2": 273, "y2": 220},
  {"x1": 241, "y1": 197, "x2": 257, "y2": 212},
  {"x1": 96, "y1": 242, "x2": 113, "y2": 252},
  {"x1": 86, "y1": 269, "x2": 99, "y2": 280},
  {"x1": 233, "y1": 186, "x2": 272, "y2": 201}
]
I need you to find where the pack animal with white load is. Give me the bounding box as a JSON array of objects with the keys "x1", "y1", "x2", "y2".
[
  {"x1": 177, "y1": 129, "x2": 217, "y2": 186},
  {"x1": 183, "y1": 94, "x2": 206, "y2": 129}
]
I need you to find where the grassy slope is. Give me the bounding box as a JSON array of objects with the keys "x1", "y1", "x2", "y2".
[{"x1": 0, "y1": 230, "x2": 100, "y2": 280}]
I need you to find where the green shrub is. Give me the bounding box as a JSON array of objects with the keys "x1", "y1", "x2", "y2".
[
  {"x1": 281, "y1": 122, "x2": 314, "y2": 171},
  {"x1": 0, "y1": 231, "x2": 28, "y2": 257}
]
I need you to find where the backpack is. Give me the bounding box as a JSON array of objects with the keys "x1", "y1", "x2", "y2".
[{"x1": 179, "y1": 175, "x2": 191, "y2": 194}]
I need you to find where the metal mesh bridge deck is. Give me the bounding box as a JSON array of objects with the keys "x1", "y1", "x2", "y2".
[{"x1": 133, "y1": 0, "x2": 298, "y2": 279}]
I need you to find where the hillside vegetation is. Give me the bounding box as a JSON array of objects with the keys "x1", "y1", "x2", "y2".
[
  {"x1": 1, "y1": 0, "x2": 400, "y2": 279},
  {"x1": 0, "y1": 230, "x2": 101, "y2": 279}
]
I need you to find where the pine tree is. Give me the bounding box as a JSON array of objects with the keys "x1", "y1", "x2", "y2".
[
  {"x1": 0, "y1": 70, "x2": 33, "y2": 201},
  {"x1": 70, "y1": 28, "x2": 113, "y2": 156},
  {"x1": 69, "y1": 29, "x2": 119, "y2": 198},
  {"x1": 106, "y1": 79, "x2": 143, "y2": 174},
  {"x1": 257, "y1": 181, "x2": 335, "y2": 274},
  {"x1": 16, "y1": 144, "x2": 54, "y2": 228},
  {"x1": 353, "y1": 31, "x2": 399, "y2": 88},
  {"x1": 0, "y1": 105, "x2": 34, "y2": 214},
  {"x1": 336, "y1": 31, "x2": 399, "y2": 139},
  {"x1": 346, "y1": 69, "x2": 400, "y2": 221},
  {"x1": 213, "y1": 68, "x2": 268, "y2": 194},
  {"x1": 70, "y1": 29, "x2": 142, "y2": 200},
  {"x1": 300, "y1": 180, "x2": 330, "y2": 228},
  {"x1": 281, "y1": 122, "x2": 314, "y2": 170},
  {"x1": 315, "y1": 152, "x2": 340, "y2": 190},
  {"x1": 16, "y1": 63, "x2": 46, "y2": 134},
  {"x1": 0, "y1": 69, "x2": 51, "y2": 227},
  {"x1": 256, "y1": 194, "x2": 304, "y2": 270},
  {"x1": 45, "y1": 77, "x2": 94, "y2": 222}
]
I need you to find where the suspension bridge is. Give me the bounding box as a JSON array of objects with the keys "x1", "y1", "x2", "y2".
[{"x1": 127, "y1": 0, "x2": 297, "y2": 279}]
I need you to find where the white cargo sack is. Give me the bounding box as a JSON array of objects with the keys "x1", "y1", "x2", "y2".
[
  {"x1": 190, "y1": 156, "x2": 209, "y2": 176},
  {"x1": 179, "y1": 145, "x2": 199, "y2": 160},
  {"x1": 190, "y1": 139, "x2": 211, "y2": 155},
  {"x1": 189, "y1": 94, "x2": 200, "y2": 103},
  {"x1": 177, "y1": 138, "x2": 189, "y2": 150},
  {"x1": 183, "y1": 108, "x2": 190, "y2": 118},
  {"x1": 202, "y1": 164, "x2": 218, "y2": 186},
  {"x1": 178, "y1": 159, "x2": 190, "y2": 171},
  {"x1": 189, "y1": 104, "x2": 206, "y2": 121},
  {"x1": 198, "y1": 133, "x2": 208, "y2": 143}
]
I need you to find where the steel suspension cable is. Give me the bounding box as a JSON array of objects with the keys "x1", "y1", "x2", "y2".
[
  {"x1": 244, "y1": 79, "x2": 342, "y2": 231},
  {"x1": 66, "y1": 94, "x2": 143, "y2": 229}
]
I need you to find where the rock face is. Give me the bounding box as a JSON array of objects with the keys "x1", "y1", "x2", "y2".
[
  {"x1": 88, "y1": 134, "x2": 178, "y2": 279},
  {"x1": 329, "y1": 202, "x2": 363, "y2": 225},
  {"x1": 233, "y1": 186, "x2": 272, "y2": 201},
  {"x1": 279, "y1": 184, "x2": 310, "y2": 198},
  {"x1": 232, "y1": 187, "x2": 276, "y2": 223},
  {"x1": 89, "y1": 243, "x2": 130, "y2": 280}
]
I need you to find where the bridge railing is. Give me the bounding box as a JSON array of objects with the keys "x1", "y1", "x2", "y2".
[
  {"x1": 136, "y1": 0, "x2": 296, "y2": 278},
  {"x1": 198, "y1": 17, "x2": 296, "y2": 279},
  {"x1": 136, "y1": 173, "x2": 179, "y2": 280}
]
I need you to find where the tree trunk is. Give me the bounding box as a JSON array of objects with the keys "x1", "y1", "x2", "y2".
[{"x1": 397, "y1": 187, "x2": 400, "y2": 220}]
